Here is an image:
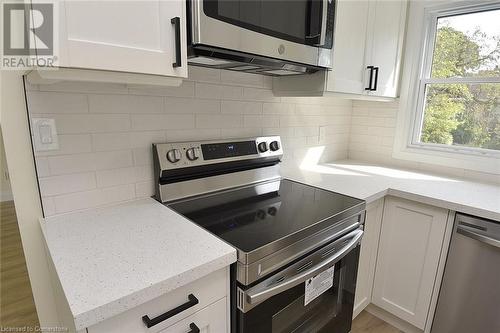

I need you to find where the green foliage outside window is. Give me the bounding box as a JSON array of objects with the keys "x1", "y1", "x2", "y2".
[{"x1": 420, "y1": 12, "x2": 500, "y2": 151}]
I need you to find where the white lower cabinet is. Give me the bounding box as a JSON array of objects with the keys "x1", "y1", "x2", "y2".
[
  {"x1": 353, "y1": 198, "x2": 384, "y2": 318},
  {"x1": 160, "y1": 298, "x2": 226, "y2": 333},
  {"x1": 371, "y1": 197, "x2": 449, "y2": 330},
  {"x1": 87, "y1": 267, "x2": 229, "y2": 333}
]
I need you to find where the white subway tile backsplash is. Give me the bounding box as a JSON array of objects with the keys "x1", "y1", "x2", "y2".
[
  {"x1": 96, "y1": 166, "x2": 152, "y2": 187},
  {"x1": 35, "y1": 157, "x2": 51, "y2": 177},
  {"x1": 195, "y1": 82, "x2": 243, "y2": 100},
  {"x1": 262, "y1": 127, "x2": 295, "y2": 137},
  {"x1": 35, "y1": 134, "x2": 92, "y2": 156},
  {"x1": 220, "y1": 128, "x2": 263, "y2": 139},
  {"x1": 164, "y1": 97, "x2": 220, "y2": 114},
  {"x1": 92, "y1": 133, "x2": 131, "y2": 152},
  {"x1": 94, "y1": 151, "x2": 133, "y2": 170},
  {"x1": 294, "y1": 127, "x2": 319, "y2": 137},
  {"x1": 39, "y1": 172, "x2": 96, "y2": 196},
  {"x1": 27, "y1": 67, "x2": 354, "y2": 216},
  {"x1": 220, "y1": 70, "x2": 272, "y2": 89},
  {"x1": 28, "y1": 92, "x2": 88, "y2": 114},
  {"x1": 187, "y1": 66, "x2": 221, "y2": 83},
  {"x1": 130, "y1": 114, "x2": 194, "y2": 130},
  {"x1": 89, "y1": 94, "x2": 163, "y2": 114},
  {"x1": 48, "y1": 153, "x2": 96, "y2": 175},
  {"x1": 243, "y1": 87, "x2": 280, "y2": 102},
  {"x1": 243, "y1": 115, "x2": 279, "y2": 128},
  {"x1": 135, "y1": 180, "x2": 155, "y2": 198},
  {"x1": 196, "y1": 114, "x2": 242, "y2": 129},
  {"x1": 53, "y1": 184, "x2": 136, "y2": 214},
  {"x1": 132, "y1": 147, "x2": 153, "y2": 166},
  {"x1": 263, "y1": 103, "x2": 295, "y2": 115},
  {"x1": 39, "y1": 81, "x2": 128, "y2": 94},
  {"x1": 221, "y1": 100, "x2": 263, "y2": 115},
  {"x1": 128, "y1": 81, "x2": 195, "y2": 97},
  {"x1": 48, "y1": 114, "x2": 131, "y2": 134},
  {"x1": 166, "y1": 129, "x2": 221, "y2": 142},
  {"x1": 41, "y1": 197, "x2": 56, "y2": 216},
  {"x1": 130, "y1": 131, "x2": 166, "y2": 148}
]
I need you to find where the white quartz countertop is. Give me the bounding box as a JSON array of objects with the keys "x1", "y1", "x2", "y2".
[
  {"x1": 282, "y1": 161, "x2": 500, "y2": 221},
  {"x1": 41, "y1": 198, "x2": 236, "y2": 331}
]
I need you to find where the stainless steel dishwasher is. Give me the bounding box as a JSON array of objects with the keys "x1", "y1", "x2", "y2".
[{"x1": 432, "y1": 213, "x2": 500, "y2": 333}]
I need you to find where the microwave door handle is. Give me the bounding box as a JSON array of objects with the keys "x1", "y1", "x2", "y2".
[{"x1": 245, "y1": 229, "x2": 363, "y2": 306}]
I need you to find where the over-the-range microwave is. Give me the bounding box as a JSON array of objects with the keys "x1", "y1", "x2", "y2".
[{"x1": 187, "y1": 0, "x2": 336, "y2": 76}]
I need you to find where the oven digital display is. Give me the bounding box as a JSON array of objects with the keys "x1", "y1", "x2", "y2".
[{"x1": 201, "y1": 141, "x2": 258, "y2": 160}]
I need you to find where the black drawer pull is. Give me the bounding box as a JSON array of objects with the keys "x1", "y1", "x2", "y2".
[
  {"x1": 188, "y1": 323, "x2": 200, "y2": 333},
  {"x1": 141, "y1": 294, "x2": 199, "y2": 328}
]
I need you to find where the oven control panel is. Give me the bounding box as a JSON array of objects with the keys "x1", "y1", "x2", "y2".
[{"x1": 153, "y1": 136, "x2": 283, "y2": 171}]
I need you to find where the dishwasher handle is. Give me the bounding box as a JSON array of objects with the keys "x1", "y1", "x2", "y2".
[{"x1": 457, "y1": 225, "x2": 500, "y2": 249}]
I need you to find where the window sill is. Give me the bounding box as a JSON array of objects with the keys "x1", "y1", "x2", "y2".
[{"x1": 392, "y1": 144, "x2": 500, "y2": 175}]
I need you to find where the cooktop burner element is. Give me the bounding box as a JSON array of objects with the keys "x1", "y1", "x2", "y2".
[{"x1": 168, "y1": 179, "x2": 363, "y2": 256}]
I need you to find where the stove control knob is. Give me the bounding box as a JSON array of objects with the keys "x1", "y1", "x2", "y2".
[
  {"x1": 269, "y1": 141, "x2": 280, "y2": 151},
  {"x1": 186, "y1": 147, "x2": 200, "y2": 161},
  {"x1": 166, "y1": 149, "x2": 181, "y2": 163},
  {"x1": 257, "y1": 142, "x2": 268, "y2": 153},
  {"x1": 256, "y1": 210, "x2": 267, "y2": 219}
]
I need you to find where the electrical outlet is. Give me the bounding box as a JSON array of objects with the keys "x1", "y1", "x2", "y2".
[{"x1": 32, "y1": 118, "x2": 59, "y2": 151}]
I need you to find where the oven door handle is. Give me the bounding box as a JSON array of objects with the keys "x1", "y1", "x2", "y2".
[{"x1": 245, "y1": 229, "x2": 363, "y2": 306}]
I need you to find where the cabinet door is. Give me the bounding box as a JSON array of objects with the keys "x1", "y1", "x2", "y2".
[
  {"x1": 54, "y1": 0, "x2": 187, "y2": 78},
  {"x1": 372, "y1": 197, "x2": 448, "y2": 329},
  {"x1": 365, "y1": 0, "x2": 407, "y2": 97},
  {"x1": 353, "y1": 198, "x2": 384, "y2": 318},
  {"x1": 160, "y1": 298, "x2": 227, "y2": 333},
  {"x1": 326, "y1": 0, "x2": 371, "y2": 94}
]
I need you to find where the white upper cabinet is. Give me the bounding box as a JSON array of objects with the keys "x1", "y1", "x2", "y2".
[
  {"x1": 371, "y1": 197, "x2": 449, "y2": 329},
  {"x1": 273, "y1": 0, "x2": 407, "y2": 98},
  {"x1": 326, "y1": 0, "x2": 371, "y2": 94},
  {"x1": 48, "y1": 0, "x2": 187, "y2": 78},
  {"x1": 328, "y1": 0, "x2": 407, "y2": 98},
  {"x1": 364, "y1": 0, "x2": 407, "y2": 97}
]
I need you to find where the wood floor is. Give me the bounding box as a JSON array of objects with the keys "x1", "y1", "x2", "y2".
[
  {"x1": 352, "y1": 311, "x2": 402, "y2": 333},
  {"x1": 0, "y1": 200, "x2": 39, "y2": 329}
]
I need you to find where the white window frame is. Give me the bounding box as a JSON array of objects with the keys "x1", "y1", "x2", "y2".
[{"x1": 393, "y1": 0, "x2": 500, "y2": 174}]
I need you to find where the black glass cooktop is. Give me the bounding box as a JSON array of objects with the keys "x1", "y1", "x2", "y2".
[{"x1": 168, "y1": 179, "x2": 364, "y2": 256}]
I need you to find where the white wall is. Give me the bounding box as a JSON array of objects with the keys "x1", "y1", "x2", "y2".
[
  {"x1": 349, "y1": 100, "x2": 500, "y2": 185},
  {"x1": 26, "y1": 67, "x2": 352, "y2": 216},
  {"x1": 0, "y1": 126, "x2": 13, "y2": 201}
]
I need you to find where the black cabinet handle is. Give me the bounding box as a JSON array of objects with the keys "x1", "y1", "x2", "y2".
[
  {"x1": 365, "y1": 66, "x2": 374, "y2": 91},
  {"x1": 142, "y1": 294, "x2": 199, "y2": 328},
  {"x1": 372, "y1": 66, "x2": 379, "y2": 91},
  {"x1": 188, "y1": 323, "x2": 200, "y2": 333},
  {"x1": 171, "y1": 17, "x2": 181, "y2": 68}
]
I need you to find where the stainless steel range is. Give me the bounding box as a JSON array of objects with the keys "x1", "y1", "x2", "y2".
[{"x1": 153, "y1": 136, "x2": 365, "y2": 333}]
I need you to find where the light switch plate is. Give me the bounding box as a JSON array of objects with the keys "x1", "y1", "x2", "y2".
[{"x1": 32, "y1": 118, "x2": 59, "y2": 151}]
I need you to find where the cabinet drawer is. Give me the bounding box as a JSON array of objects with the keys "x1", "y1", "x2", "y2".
[
  {"x1": 88, "y1": 267, "x2": 228, "y2": 333},
  {"x1": 160, "y1": 298, "x2": 227, "y2": 333}
]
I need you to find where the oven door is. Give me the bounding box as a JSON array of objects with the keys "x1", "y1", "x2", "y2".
[
  {"x1": 235, "y1": 228, "x2": 362, "y2": 333},
  {"x1": 189, "y1": 0, "x2": 335, "y2": 68}
]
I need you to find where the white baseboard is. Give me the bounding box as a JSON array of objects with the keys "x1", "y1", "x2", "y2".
[{"x1": 365, "y1": 304, "x2": 423, "y2": 333}]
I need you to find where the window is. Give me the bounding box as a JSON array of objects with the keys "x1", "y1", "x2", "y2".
[{"x1": 413, "y1": 6, "x2": 500, "y2": 155}]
